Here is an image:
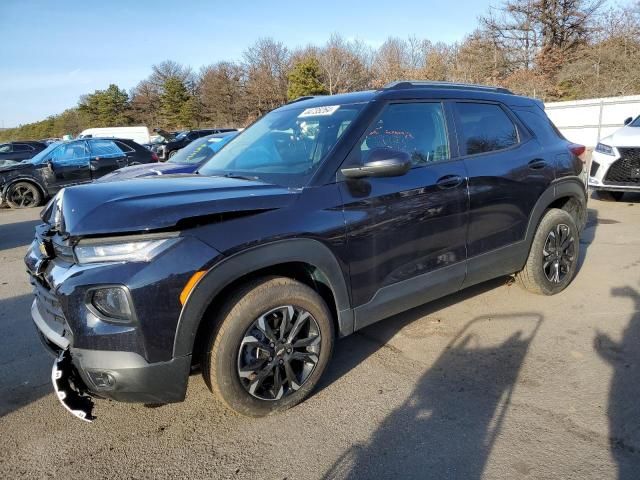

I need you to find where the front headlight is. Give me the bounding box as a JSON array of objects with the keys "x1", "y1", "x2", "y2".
[
  {"x1": 595, "y1": 143, "x2": 615, "y2": 156},
  {"x1": 74, "y1": 237, "x2": 179, "y2": 264}
]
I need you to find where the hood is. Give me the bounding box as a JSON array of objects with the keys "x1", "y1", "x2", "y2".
[
  {"x1": 153, "y1": 129, "x2": 176, "y2": 142},
  {"x1": 97, "y1": 162, "x2": 197, "y2": 182},
  {"x1": 0, "y1": 161, "x2": 32, "y2": 174},
  {"x1": 601, "y1": 126, "x2": 640, "y2": 148},
  {"x1": 47, "y1": 175, "x2": 297, "y2": 237}
]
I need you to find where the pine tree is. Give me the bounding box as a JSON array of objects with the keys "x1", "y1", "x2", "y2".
[{"x1": 287, "y1": 57, "x2": 328, "y2": 100}]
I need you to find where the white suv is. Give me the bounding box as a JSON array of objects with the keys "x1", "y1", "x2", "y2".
[{"x1": 589, "y1": 115, "x2": 640, "y2": 200}]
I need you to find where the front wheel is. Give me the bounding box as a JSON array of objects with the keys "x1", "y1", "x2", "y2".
[
  {"x1": 203, "y1": 277, "x2": 334, "y2": 416},
  {"x1": 516, "y1": 208, "x2": 580, "y2": 295},
  {"x1": 5, "y1": 182, "x2": 42, "y2": 208}
]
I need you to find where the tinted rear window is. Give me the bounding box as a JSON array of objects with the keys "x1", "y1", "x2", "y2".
[{"x1": 455, "y1": 102, "x2": 518, "y2": 155}]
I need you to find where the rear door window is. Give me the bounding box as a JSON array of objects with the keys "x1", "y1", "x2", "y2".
[
  {"x1": 455, "y1": 102, "x2": 519, "y2": 155},
  {"x1": 50, "y1": 142, "x2": 90, "y2": 167},
  {"x1": 89, "y1": 139, "x2": 124, "y2": 158}
]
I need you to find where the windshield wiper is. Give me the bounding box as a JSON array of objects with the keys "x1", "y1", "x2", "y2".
[{"x1": 220, "y1": 173, "x2": 261, "y2": 181}]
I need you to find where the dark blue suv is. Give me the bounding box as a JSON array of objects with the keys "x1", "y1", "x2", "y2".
[{"x1": 26, "y1": 82, "x2": 587, "y2": 420}]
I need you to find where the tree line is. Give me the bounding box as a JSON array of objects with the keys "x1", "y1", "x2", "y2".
[{"x1": 2, "y1": 0, "x2": 639, "y2": 142}]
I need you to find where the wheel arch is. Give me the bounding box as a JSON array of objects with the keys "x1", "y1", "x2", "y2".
[
  {"x1": 524, "y1": 178, "x2": 587, "y2": 250},
  {"x1": 1, "y1": 177, "x2": 47, "y2": 205},
  {"x1": 173, "y1": 238, "x2": 353, "y2": 359}
]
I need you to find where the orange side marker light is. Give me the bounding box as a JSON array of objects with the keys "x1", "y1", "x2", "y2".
[{"x1": 180, "y1": 270, "x2": 206, "y2": 305}]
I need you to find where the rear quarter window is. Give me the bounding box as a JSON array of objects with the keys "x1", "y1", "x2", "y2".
[
  {"x1": 13, "y1": 144, "x2": 34, "y2": 152},
  {"x1": 114, "y1": 141, "x2": 135, "y2": 153},
  {"x1": 513, "y1": 107, "x2": 565, "y2": 143}
]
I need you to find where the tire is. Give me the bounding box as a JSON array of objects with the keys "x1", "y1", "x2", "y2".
[
  {"x1": 167, "y1": 150, "x2": 178, "y2": 159},
  {"x1": 516, "y1": 208, "x2": 580, "y2": 295},
  {"x1": 203, "y1": 276, "x2": 335, "y2": 416},
  {"x1": 598, "y1": 191, "x2": 624, "y2": 202},
  {"x1": 5, "y1": 181, "x2": 42, "y2": 209}
]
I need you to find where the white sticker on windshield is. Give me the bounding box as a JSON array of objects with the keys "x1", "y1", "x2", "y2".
[{"x1": 299, "y1": 105, "x2": 340, "y2": 117}]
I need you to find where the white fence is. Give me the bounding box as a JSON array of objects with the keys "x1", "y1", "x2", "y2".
[{"x1": 544, "y1": 95, "x2": 640, "y2": 147}]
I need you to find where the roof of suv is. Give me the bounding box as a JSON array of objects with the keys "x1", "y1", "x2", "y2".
[
  {"x1": 280, "y1": 81, "x2": 538, "y2": 111},
  {"x1": 3, "y1": 140, "x2": 47, "y2": 146}
]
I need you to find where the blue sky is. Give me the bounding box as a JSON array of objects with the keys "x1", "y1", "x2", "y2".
[{"x1": 1, "y1": 0, "x2": 496, "y2": 127}]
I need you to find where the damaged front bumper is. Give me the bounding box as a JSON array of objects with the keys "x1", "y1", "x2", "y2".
[{"x1": 52, "y1": 350, "x2": 96, "y2": 422}]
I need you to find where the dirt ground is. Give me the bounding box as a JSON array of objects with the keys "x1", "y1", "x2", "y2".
[{"x1": 1, "y1": 192, "x2": 640, "y2": 479}]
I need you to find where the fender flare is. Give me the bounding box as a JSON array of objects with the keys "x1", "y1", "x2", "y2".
[
  {"x1": 173, "y1": 238, "x2": 353, "y2": 358},
  {"x1": 524, "y1": 177, "x2": 587, "y2": 248}
]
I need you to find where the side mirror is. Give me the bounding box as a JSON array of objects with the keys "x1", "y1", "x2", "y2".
[
  {"x1": 341, "y1": 148, "x2": 411, "y2": 179},
  {"x1": 624, "y1": 117, "x2": 633, "y2": 126}
]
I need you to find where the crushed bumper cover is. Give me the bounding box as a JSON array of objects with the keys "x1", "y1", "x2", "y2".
[{"x1": 52, "y1": 350, "x2": 95, "y2": 422}]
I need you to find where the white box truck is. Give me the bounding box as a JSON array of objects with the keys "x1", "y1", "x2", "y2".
[{"x1": 78, "y1": 126, "x2": 151, "y2": 145}]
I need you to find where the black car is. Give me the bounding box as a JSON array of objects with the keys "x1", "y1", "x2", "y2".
[
  {"x1": 151, "y1": 128, "x2": 237, "y2": 160},
  {"x1": 0, "y1": 141, "x2": 48, "y2": 162},
  {"x1": 1, "y1": 138, "x2": 157, "y2": 208},
  {"x1": 26, "y1": 82, "x2": 587, "y2": 421}
]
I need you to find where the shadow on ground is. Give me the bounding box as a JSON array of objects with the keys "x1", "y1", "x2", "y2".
[
  {"x1": 595, "y1": 285, "x2": 640, "y2": 480},
  {"x1": 0, "y1": 293, "x2": 51, "y2": 417},
  {"x1": 0, "y1": 218, "x2": 40, "y2": 251},
  {"x1": 323, "y1": 311, "x2": 543, "y2": 479}
]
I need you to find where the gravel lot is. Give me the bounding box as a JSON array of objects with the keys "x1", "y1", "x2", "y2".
[{"x1": 1, "y1": 194, "x2": 640, "y2": 479}]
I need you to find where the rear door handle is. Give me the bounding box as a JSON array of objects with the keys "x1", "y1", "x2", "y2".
[
  {"x1": 436, "y1": 174, "x2": 464, "y2": 189},
  {"x1": 528, "y1": 159, "x2": 547, "y2": 170}
]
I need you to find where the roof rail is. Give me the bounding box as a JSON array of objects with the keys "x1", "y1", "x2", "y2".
[
  {"x1": 383, "y1": 80, "x2": 513, "y2": 95},
  {"x1": 286, "y1": 95, "x2": 321, "y2": 105}
]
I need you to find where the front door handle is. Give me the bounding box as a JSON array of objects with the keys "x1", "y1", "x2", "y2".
[
  {"x1": 528, "y1": 159, "x2": 547, "y2": 170},
  {"x1": 436, "y1": 174, "x2": 464, "y2": 189}
]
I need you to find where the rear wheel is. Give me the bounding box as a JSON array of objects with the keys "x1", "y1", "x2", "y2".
[
  {"x1": 168, "y1": 150, "x2": 178, "y2": 159},
  {"x1": 516, "y1": 208, "x2": 580, "y2": 295},
  {"x1": 203, "y1": 277, "x2": 334, "y2": 416},
  {"x1": 5, "y1": 182, "x2": 42, "y2": 209},
  {"x1": 598, "y1": 191, "x2": 624, "y2": 202}
]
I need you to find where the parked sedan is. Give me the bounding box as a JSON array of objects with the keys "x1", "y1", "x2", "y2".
[
  {"x1": 589, "y1": 114, "x2": 640, "y2": 200},
  {"x1": 0, "y1": 138, "x2": 158, "y2": 208},
  {"x1": 98, "y1": 131, "x2": 238, "y2": 182},
  {"x1": 0, "y1": 141, "x2": 48, "y2": 162},
  {"x1": 151, "y1": 128, "x2": 237, "y2": 160}
]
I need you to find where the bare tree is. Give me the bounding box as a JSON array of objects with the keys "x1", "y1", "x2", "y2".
[
  {"x1": 129, "y1": 80, "x2": 161, "y2": 127},
  {"x1": 373, "y1": 37, "x2": 410, "y2": 86},
  {"x1": 148, "y1": 60, "x2": 196, "y2": 91},
  {"x1": 243, "y1": 38, "x2": 291, "y2": 118},
  {"x1": 199, "y1": 62, "x2": 247, "y2": 127},
  {"x1": 317, "y1": 34, "x2": 372, "y2": 94}
]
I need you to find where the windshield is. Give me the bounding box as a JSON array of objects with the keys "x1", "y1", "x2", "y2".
[
  {"x1": 168, "y1": 133, "x2": 237, "y2": 165},
  {"x1": 198, "y1": 104, "x2": 364, "y2": 187},
  {"x1": 630, "y1": 116, "x2": 640, "y2": 127},
  {"x1": 28, "y1": 142, "x2": 61, "y2": 164},
  {"x1": 175, "y1": 131, "x2": 189, "y2": 140}
]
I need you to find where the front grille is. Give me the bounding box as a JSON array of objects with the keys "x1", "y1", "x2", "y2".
[
  {"x1": 604, "y1": 148, "x2": 640, "y2": 186},
  {"x1": 30, "y1": 276, "x2": 66, "y2": 337}
]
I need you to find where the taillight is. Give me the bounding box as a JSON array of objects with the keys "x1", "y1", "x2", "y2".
[
  {"x1": 569, "y1": 143, "x2": 586, "y2": 156},
  {"x1": 151, "y1": 152, "x2": 159, "y2": 162},
  {"x1": 569, "y1": 143, "x2": 586, "y2": 163}
]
